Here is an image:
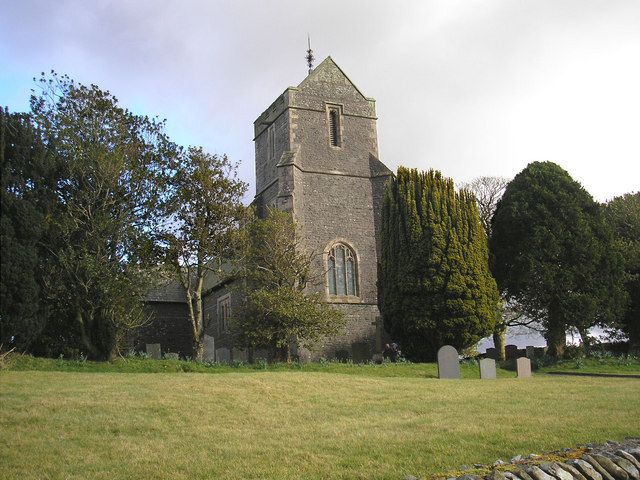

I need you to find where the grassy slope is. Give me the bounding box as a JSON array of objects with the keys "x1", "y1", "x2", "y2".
[{"x1": 1, "y1": 370, "x2": 639, "y2": 480}]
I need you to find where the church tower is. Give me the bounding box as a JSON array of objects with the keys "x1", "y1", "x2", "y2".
[{"x1": 253, "y1": 57, "x2": 392, "y2": 359}]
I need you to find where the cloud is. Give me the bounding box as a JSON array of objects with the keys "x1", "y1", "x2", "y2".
[{"x1": 2, "y1": 0, "x2": 639, "y2": 201}]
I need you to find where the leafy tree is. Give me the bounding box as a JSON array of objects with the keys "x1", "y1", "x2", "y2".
[
  {"x1": 233, "y1": 208, "x2": 345, "y2": 361},
  {"x1": 378, "y1": 168, "x2": 499, "y2": 361},
  {"x1": 0, "y1": 108, "x2": 57, "y2": 350},
  {"x1": 490, "y1": 161, "x2": 626, "y2": 356},
  {"x1": 30, "y1": 72, "x2": 179, "y2": 360},
  {"x1": 163, "y1": 147, "x2": 247, "y2": 361},
  {"x1": 605, "y1": 192, "x2": 640, "y2": 349}
]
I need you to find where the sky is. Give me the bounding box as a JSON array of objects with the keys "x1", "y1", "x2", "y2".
[{"x1": 2, "y1": 0, "x2": 639, "y2": 202}]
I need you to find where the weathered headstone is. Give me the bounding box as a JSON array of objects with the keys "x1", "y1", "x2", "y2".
[
  {"x1": 437, "y1": 345, "x2": 460, "y2": 379},
  {"x1": 517, "y1": 357, "x2": 532, "y2": 378},
  {"x1": 146, "y1": 343, "x2": 161, "y2": 359},
  {"x1": 215, "y1": 347, "x2": 231, "y2": 363},
  {"x1": 485, "y1": 347, "x2": 497, "y2": 360},
  {"x1": 526, "y1": 345, "x2": 536, "y2": 359},
  {"x1": 479, "y1": 358, "x2": 497, "y2": 379},
  {"x1": 203, "y1": 335, "x2": 215, "y2": 362},
  {"x1": 351, "y1": 341, "x2": 370, "y2": 363},
  {"x1": 505, "y1": 344, "x2": 519, "y2": 359}
]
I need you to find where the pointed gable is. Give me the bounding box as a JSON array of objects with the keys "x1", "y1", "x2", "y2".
[
  {"x1": 298, "y1": 57, "x2": 370, "y2": 101},
  {"x1": 293, "y1": 57, "x2": 377, "y2": 119}
]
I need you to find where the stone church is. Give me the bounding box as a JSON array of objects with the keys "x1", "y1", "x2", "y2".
[{"x1": 143, "y1": 57, "x2": 393, "y2": 361}]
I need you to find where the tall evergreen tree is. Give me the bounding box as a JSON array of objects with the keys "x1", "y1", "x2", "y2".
[
  {"x1": 0, "y1": 108, "x2": 57, "y2": 350},
  {"x1": 490, "y1": 162, "x2": 626, "y2": 356},
  {"x1": 605, "y1": 192, "x2": 640, "y2": 349},
  {"x1": 378, "y1": 168, "x2": 499, "y2": 361}
]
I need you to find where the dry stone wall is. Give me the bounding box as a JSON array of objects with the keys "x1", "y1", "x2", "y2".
[{"x1": 430, "y1": 438, "x2": 640, "y2": 480}]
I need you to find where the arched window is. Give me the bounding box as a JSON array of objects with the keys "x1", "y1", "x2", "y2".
[{"x1": 327, "y1": 243, "x2": 358, "y2": 296}]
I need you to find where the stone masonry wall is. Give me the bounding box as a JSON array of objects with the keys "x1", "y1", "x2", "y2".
[
  {"x1": 251, "y1": 58, "x2": 393, "y2": 360},
  {"x1": 436, "y1": 438, "x2": 640, "y2": 480}
]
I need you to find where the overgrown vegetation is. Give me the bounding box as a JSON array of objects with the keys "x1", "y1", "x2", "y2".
[
  {"x1": 233, "y1": 208, "x2": 346, "y2": 361},
  {"x1": 1, "y1": 74, "x2": 180, "y2": 360}
]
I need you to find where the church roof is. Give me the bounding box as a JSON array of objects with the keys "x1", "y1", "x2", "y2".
[
  {"x1": 297, "y1": 56, "x2": 374, "y2": 102},
  {"x1": 146, "y1": 261, "x2": 236, "y2": 303}
]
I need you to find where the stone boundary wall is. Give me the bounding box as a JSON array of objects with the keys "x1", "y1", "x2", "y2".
[{"x1": 419, "y1": 439, "x2": 640, "y2": 480}]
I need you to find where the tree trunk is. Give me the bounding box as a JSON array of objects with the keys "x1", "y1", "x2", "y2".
[
  {"x1": 545, "y1": 322, "x2": 566, "y2": 358},
  {"x1": 577, "y1": 326, "x2": 591, "y2": 354},
  {"x1": 493, "y1": 323, "x2": 507, "y2": 361},
  {"x1": 194, "y1": 339, "x2": 204, "y2": 362},
  {"x1": 76, "y1": 308, "x2": 98, "y2": 360},
  {"x1": 192, "y1": 272, "x2": 205, "y2": 362}
]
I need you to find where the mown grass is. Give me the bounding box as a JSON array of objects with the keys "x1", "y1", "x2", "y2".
[{"x1": 1, "y1": 368, "x2": 639, "y2": 479}]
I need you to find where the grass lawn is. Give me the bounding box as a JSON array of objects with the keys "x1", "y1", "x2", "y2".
[{"x1": 1, "y1": 367, "x2": 639, "y2": 480}]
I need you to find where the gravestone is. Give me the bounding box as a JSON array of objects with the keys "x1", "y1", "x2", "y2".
[
  {"x1": 505, "y1": 344, "x2": 519, "y2": 359},
  {"x1": 203, "y1": 335, "x2": 215, "y2": 362},
  {"x1": 146, "y1": 343, "x2": 161, "y2": 359},
  {"x1": 437, "y1": 345, "x2": 460, "y2": 379},
  {"x1": 517, "y1": 357, "x2": 532, "y2": 378},
  {"x1": 479, "y1": 358, "x2": 497, "y2": 379},
  {"x1": 215, "y1": 347, "x2": 231, "y2": 363},
  {"x1": 232, "y1": 348, "x2": 249, "y2": 362},
  {"x1": 535, "y1": 347, "x2": 547, "y2": 357},
  {"x1": 526, "y1": 345, "x2": 536, "y2": 359},
  {"x1": 351, "y1": 341, "x2": 371, "y2": 363},
  {"x1": 485, "y1": 347, "x2": 497, "y2": 360}
]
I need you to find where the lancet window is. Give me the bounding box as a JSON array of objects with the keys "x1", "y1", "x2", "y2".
[{"x1": 327, "y1": 243, "x2": 358, "y2": 296}]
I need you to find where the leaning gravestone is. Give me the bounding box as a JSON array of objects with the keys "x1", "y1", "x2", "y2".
[
  {"x1": 203, "y1": 335, "x2": 215, "y2": 362},
  {"x1": 485, "y1": 347, "x2": 497, "y2": 360},
  {"x1": 479, "y1": 358, "x2": 497, "y2": 379},
  {"x1": 146, "y1": 343, "x2": 161, "y2": 359},
  {"x1": 437, "y1": 345, "x2": 460, "y2": 379},
  {"x1": 517, "y1": 357, "x2": 532, "y2": 378}
]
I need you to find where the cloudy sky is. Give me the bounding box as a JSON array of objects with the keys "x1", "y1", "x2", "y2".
[{"x1": 2, "y1": 0, "x2": 639, "y2": 202}]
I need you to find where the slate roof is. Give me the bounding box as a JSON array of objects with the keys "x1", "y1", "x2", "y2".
[{"x1": 145, "y1": 261, "x2": 237, "y2": 303}]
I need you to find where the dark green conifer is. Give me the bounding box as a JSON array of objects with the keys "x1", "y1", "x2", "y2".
[{"x1": 378, "y1": 168, "x2": 499, "y2": 361}]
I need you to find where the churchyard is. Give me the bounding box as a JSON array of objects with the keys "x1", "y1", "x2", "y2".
[{"x1": 2, "y1": 354, "x2": 639, "y2": 480}]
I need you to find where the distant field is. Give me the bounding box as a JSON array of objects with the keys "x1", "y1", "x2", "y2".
[{"x1": 1, "y1": 366, "x2": 639, "y2": 479}]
